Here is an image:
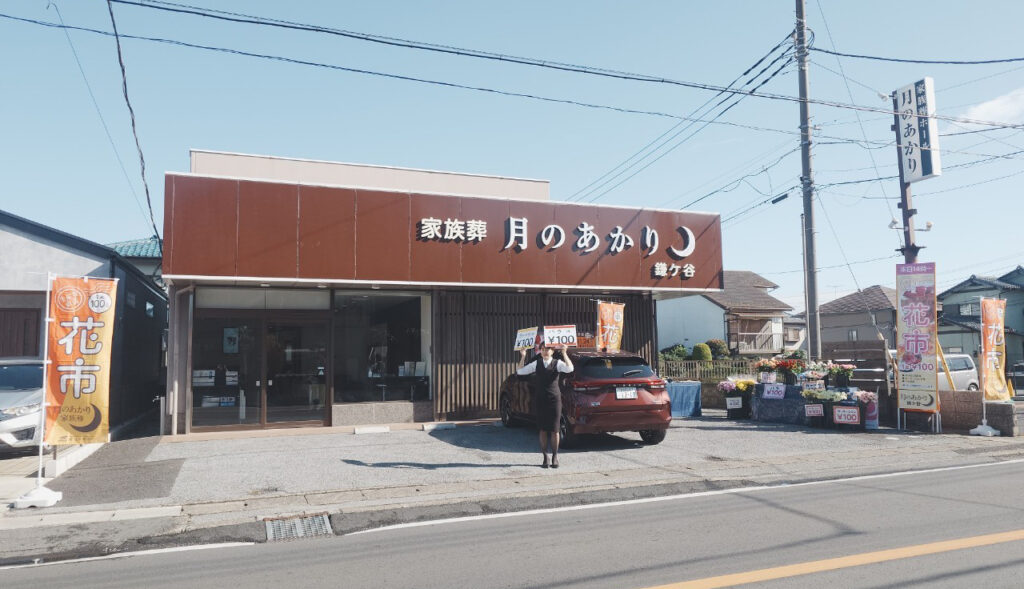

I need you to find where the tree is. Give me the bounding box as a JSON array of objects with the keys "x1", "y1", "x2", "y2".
[
  {"x1": 658, "y1": 344, "x2": 689, "y2": 363},
  {"x1": 691, "y1": 343, "x2": 712, "y2": 362},
  {"x1": 705, "y1": 338, "x2": 728, "y2": 359}
]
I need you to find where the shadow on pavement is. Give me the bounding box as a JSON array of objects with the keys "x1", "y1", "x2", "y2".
[
  {"x1": 425, "y1": 424, "x2": 652, "y2": 454},
  {"x1": 341, "y1": 458, "x2": 524, "y2": 469}
]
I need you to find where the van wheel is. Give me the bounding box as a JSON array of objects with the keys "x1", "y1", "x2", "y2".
[
  {"x1": 639, "y1": 429, "x2": 666, "y2": 445},
  {"x1": 968, "y1": 384, "x2": 979, "y2": 391},
  {"x1": 500, "y1": 395, "x2": 519, "y2": 427}
]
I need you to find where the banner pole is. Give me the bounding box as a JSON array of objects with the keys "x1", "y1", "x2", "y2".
[
  {"x1": 971, "y1": 296, "x2": 1000, "y2": 436},
  {"x1": 15, "y1": 273, "x2": 63, "y2": 508}
]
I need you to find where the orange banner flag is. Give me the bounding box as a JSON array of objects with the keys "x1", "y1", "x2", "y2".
[
  {"x1": 981, "y1": 298, "x2": 1010, "y2": 402},
  {"x1": 596, "y1": 302, "x2": 625, "y2": 351},
  {"x1": 45, "y1": 277, "x2": 118, "y2": 445}
]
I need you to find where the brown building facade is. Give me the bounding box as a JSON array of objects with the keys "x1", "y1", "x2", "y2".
[{"x1": 162, "y1": 153, "x2": 723, "y2": 433}]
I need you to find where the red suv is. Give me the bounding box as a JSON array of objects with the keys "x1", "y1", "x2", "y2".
[{"x1": 499, "y1": 349, "x2": 671, "y2": 445}]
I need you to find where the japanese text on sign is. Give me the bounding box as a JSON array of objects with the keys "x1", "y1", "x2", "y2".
[
  {"x1": 514, "y1": 327, "x2": 539, "y2": 351},
  {"x1": 833, "y1": 406, "x2": 861, "y2": 425},
  {"x1": 894, "y1": 77, "x2": 942, "y2": 183},
  {"x1": 762, "y1": 383, "x2": 786, "y2": 400},
  {"x1": 543, "y1": 325, "x2": 578, "y2": 348},
  {"x1": 896, "y1": 262, "x2": 939, "y2": 412}
]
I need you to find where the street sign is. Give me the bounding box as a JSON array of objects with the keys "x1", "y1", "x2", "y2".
[{"x1": 894, "y1": 77, "x2": 942, "y2": 183}]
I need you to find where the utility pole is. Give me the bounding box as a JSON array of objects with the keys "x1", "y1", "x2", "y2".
[
  {"x1": 892, "y1": 92, "x2": 920, "y2": 264},
  {"x1": 795, "y1": 0, "x2": 821, "y2": 360}
]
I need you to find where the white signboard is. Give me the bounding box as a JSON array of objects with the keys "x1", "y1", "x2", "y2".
[
  {"x1": 833, "y1": 406, "x2": 861, "y2": 425},
  {"x1": 805, "y1": 403, "x2": 824, "y2": 417},
  {"x1": 543, "y1": 325, "x2": 578, "y2": 347},
  {"x1": 763, "y1": 383, "x2": 787, "y2": 400},
  {"x1": 726, "y1": 396, "x2": 744, "y2": 409},
  {"x1": 895, "y1": 77, "x2": 942, "y2": 183},
  {"x1": 514, "y1": 327, "x2": 539, "y2": 351},
  {"x1": 802, "y1": 380, "x2": 825, "y2": 391}
]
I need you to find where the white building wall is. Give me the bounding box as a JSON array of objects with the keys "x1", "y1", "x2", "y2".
[
  {"x1": 0, "y1": 226, "x2": 110, "y2": 291},
  {"x1": 656, "y1": 296, "x2": 724, "y2": 350}
]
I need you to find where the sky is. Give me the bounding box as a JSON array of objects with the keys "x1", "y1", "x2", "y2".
[{"x1": 3, "y1": 1, "x2": 1024, "y2": 311}]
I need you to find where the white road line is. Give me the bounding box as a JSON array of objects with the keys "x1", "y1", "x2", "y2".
[
  {"x1": 348, "y1": 458, "x2": 1024, "y2": 536},
  {"x1": 0, "y1": 542, "x2": 255, "y2": 570}
]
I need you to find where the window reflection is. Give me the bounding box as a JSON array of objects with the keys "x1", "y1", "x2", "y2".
[{"x1": 333, "y1": 293, "x2": 430, "y2": 403}]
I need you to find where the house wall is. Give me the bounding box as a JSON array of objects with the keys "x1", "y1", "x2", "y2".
[
  {"x1": 0, "y1": 225, "x2": 110, "y2": 291},
  {"x1": 656, "y1": 295, "x2": 724, "y2": 350},
  {"x1": 821, "y1": 310, "x2": 896, "y2": 347}
]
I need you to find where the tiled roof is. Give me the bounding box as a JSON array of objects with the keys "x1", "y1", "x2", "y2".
[
  {"x1": 820, "y1": 285, "x2": 897, "y2": 314},
  {"x1": 703, "y1": 271, "x2": 792, "y2": 312},
  {"x1": 940, "y1": 316, "x2": 1021, "y2": 336},
  {"x1": 107, "y1": 236, "x2": 162, "y2": 258},
  {"x1": 938, "y1": 274, "x2": 1021, "y2": 299}
]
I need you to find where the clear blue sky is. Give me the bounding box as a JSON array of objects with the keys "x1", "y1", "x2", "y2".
[{"x1": 3, "y1": 1, "x2": 1023, "y2": 310}]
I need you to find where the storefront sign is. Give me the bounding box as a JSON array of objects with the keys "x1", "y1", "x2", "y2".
[
  {"x1": 833, "y1": 406, "x2": 861, "y2": 425},
  {"x1": 163, "y1": 175, "x2": 724, "y2": 292},
  {"x1": 897, "y1": 263, "x2": 939, "y2": 412},
  {"x1": 726, "y1": 396, "x2": 744, "y2": 409},
  {"x1": 596, "y1": 302, "x2": 625, "y2": 351},
  {"x1": 514, "y1": 327, "x2": 539, "y2": 351},
  {"x1": 805, "y1": 403, "x2": 824, "y2": 417},
  {"x1": 543, "y1": 325, "x2": 578, "y2": 347},
  {"x1": 763, "y1": 383, "x2": 787, "y2": 400},
  {"x1": 981, "y1": 298, "x2": 1011, "y2": 401},
  {"x1": 46, "y1": 276, "x2": 118, "y2": 445},
  {"x1": 894, "y1": 77, "x2": 942, "y2": 183}
]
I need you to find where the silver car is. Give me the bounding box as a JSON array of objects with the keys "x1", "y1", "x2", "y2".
[
  {"x1": 938, "y1": 354, "x2": 979, "y2": 391},
  {"x1": 0, "y1": 359, "x2": 44, "y2": 450}
]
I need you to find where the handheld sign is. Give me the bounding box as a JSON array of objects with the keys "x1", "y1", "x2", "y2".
[
  {"x1": 543, "y1": 325, "x2": 578, "y2": 348},
  {"x1": 514, "y1": 327, "x2": 539, "y2": 351}
]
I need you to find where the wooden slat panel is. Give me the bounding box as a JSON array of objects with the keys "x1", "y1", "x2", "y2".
[{"x1": 0, "y1": 309, "x2": 40, "y2": 357}]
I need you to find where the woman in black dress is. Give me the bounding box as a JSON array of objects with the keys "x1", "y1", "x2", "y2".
[{"x1": 517, "y1": 343, "x2": 574, "y2": 468}]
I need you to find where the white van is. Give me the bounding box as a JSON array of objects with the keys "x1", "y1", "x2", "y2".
[{"x1": 938, "y1": 354, "x2": 979, "y2": 391}]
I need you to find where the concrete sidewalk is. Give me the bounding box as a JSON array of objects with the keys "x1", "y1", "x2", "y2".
[{"x1": 3, "y1": 413, "x2": 1024, "y2": 564}]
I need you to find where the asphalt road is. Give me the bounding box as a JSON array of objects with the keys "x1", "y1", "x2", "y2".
[{"x1": 7, "y1": 460, "x2": 1024, "y2": 588}]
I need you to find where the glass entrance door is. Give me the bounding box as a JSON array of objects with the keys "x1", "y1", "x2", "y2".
[
  {"x1": 265, "y1": 321, "x2": 328, "y2": 424},
  {"x1": 191, "y1": 317, "x2": 262, "y2": 427}
]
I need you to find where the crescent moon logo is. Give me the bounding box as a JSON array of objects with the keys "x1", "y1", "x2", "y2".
[
  {"x1": 668, "y1": 226, "x2": 696, "y2": 259},
  {"x1": 69, "y1": 404, "x2": 102, "y2": 433}
]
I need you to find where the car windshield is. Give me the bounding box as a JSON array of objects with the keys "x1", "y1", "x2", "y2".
[
  {"x1": 577, "y1": 357, "x2": 654, "y2": 379},
  {"x1": 0, "y1": 364, "x2": 44, "y2": 391}
]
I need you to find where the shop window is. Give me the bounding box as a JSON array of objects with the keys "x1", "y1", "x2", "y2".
[{"x1": 333, "y1": 292, "x2": 430, "y2": 403}]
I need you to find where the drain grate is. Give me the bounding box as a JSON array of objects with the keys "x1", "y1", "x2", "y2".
[{"x1": 265, "y1": 513, "x2": 333, "y2": 541}]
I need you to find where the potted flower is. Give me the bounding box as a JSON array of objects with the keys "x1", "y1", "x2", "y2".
[
  {"x1": 775, "y1": 359, "x2": 806, "y2": 385},
  {"x1": 753, "y1": 359, "x2": 777, "y2": 383},
  {"x1": 827, "y1": 362, "x2": 855, "y2": 388},
  {"x1": 719, "y1": 379, "x2": 751, "y2": 419}
]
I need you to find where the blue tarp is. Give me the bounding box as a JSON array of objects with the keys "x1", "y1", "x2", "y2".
[{"x1": 667, "y1": 381, "x2": 702, "y2": 417}]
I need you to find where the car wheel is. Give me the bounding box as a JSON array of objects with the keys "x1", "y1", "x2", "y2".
[
  {"x1": 500, "y1": 395, "x2": 518, "y2": 427},
  {"x1": 968, "y1": 384, "x2": 979, "y2": 391},
  {"x1": 639, "y1": 429, "x2": 666, "y2": 445},
  {"x1": 559, "y1": 416, "x2": 577, "y2": 449}
]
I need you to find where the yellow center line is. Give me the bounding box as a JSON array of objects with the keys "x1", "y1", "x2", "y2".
[{"x1": 646, "y1": 528, "x2": 1024, "y2": 589}]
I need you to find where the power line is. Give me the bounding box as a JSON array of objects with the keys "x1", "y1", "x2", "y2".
[
  {"x1": 105, "y1": 1, "x2": 161, "y2": 248},
  {"x1": 47, "y1": 2, "x2": 150, "y2": 229},
  {"x1": 760, "y1": 254, "x2": 901, "y2": 275},
  {"x1": 679, "y1": 148, "x2": 800, "y2": 209},
  {"x1": 812, "y1": 0, "x2": 901, "y2": 252},
  {"x1": 7, "y1": 10, "x2": 1023, "y2": 135},
  {"x1": 809, "y1": 46, "x2": 1024, "y2": 65},
  {"x1": 565, "y1": 33, "x2": 793, "y2": 203},
  {"x1": 575, "y1": 54, "x2": 796, "y2": 203}
]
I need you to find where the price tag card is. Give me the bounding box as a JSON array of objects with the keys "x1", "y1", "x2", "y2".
[{"x1": 763, "y1": 383, "x2": 787, "y2": 400}]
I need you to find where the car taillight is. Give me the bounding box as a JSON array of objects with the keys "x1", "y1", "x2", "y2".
[{"x1": 571, "y1": 382, "x2": 602, "y2": 393}]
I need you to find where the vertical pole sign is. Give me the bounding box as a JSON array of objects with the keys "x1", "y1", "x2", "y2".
[
  {"x1": 895, "y1": 77, "x2": 942, "y2": 184},
  {"x1": 596, "y1": 302, "x2": 625, "y2": 351},
  {"x1": 980, "y1": 298, "x2": 1011, "y2": 401},
  {"x1": 896, "y1": 263, "x2": 939, "y2": 414},
  {"x1": 46, "y1": 277, "x2": 118, "y2": 445}
]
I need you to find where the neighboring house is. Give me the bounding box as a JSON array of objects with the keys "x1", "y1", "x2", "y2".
[
  {"x1": 658, "y1": 270, "x2": 792, "y2": 355},
  {"x1": 783, "y1": 315, "x2": 806, "y2": 353},
  {"x1": 819, "y1": 285, "x2": 897, "y2": 347},
  {"x1": 0, "y1": 209, "x2": 168, "y2": 429},
  {"x1": 107, "y1": 236, "x2": 163, "y2": 289},
  {"x1": 937, "y1": 268, "x2": 1024, "y2": 365}
]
